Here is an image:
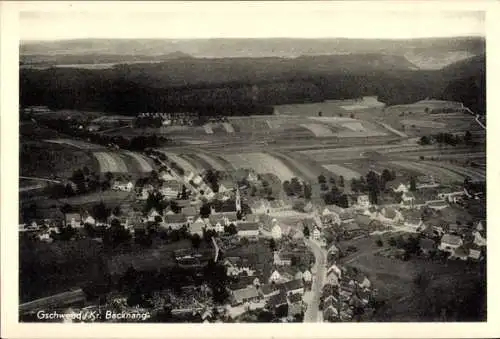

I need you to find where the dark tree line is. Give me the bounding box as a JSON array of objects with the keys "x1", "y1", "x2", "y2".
[{"x1": 20, "y1": 56, "x2": 485, "y2": 116}]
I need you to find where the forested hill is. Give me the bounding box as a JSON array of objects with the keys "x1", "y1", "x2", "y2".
[{"x1": 20, "y1": 53, "x2": 485, "y2": 116}]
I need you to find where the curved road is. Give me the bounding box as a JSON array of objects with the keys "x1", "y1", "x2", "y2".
[{"x1": 304, "y1": 239, "x2": 327, "y2": 322}]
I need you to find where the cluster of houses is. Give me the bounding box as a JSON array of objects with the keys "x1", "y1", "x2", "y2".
[
  {"x1": 321, "y1": 261, "x2": 374, "y2": 322},
  {"x1": 223, "y1": 251, "x2": 313, "y2": 320},
  {"x1": 137, "y1": 112, "x2": 199, "y2": 126},
  {"x1": 423, "y1": 219, "x2": 486, "y2": 262}
]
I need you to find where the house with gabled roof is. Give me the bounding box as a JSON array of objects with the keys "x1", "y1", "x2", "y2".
[
  {"x1": 181, "y1": 206, "x2": 198, "y2": 223},
  {"x1": 439, "y1": 234, "x2": 463, "y2": 252},
  {"x1": 189, "y1": 217, "x2": 206, "y2": 236},
  {"x1": 260, "y1": 283, "x2": 281, "y2": 299},
  {"x1": 267, "y1": 290, "x2": 288, "y2": 310},
  {"x1": 339, "y1": 211, "x2": 355, "y2": 224},
  {"x1": 231, "y1": 286, "x2": 260, "y2": 306},
  {"x1": 280, "y1": 279, "x2": 304, "y2": 295},
  {"x1": 65, "y1": 213, "x2": 82, "y2": 228},
  {"x1": 237, "y1": 222, "x2": 260, "y2": 239},
  {"x1": 164, "y1": 214, "x2": 187, "y2": 229}
]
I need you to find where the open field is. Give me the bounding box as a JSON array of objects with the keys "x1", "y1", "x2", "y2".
[
  {"x1": 299, "y1": 123, "x2": 335, "y2": 137},
  {"x1": 45, "y1": 139, "x2": 104, "y2": 150},
  {"x1": 194, "y1": 152, "x2": 230, "y2": 172},
  {"x1": 401, "y1": 119, "x2": 447, "y2": 129},
  {"x1": 20, "y1": 142, "x2": 98, "y2": 178},
  {"x1": 389, "y1": 160, "x2": 465, "y2": 183},
  {"x1": 268, "y1": 151, "x2": 320, "y2": 182},
  {"x1": 321, "y1": 163, "x2": 361, "y2": 180},
  {"x1": 57, "y1": 190, "x2": 133, "y2": 206},
  {"x1": 421, "y1": 161, "x2": 485, "y2": 181},
  {"x1": 222, "y1": 152, "x2": 296, "y2": 182},
  {"x1": 157, "y1": 150, "x2": 200, "y2": 174},
  {"x1": 93, "y1": 152, "x2": 128, "y2": 173},
  {"x1": 122, "y1": 151, "x2": 154, "y2": 172}
]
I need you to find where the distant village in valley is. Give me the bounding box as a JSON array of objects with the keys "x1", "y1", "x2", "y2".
[{"x1": 19, "y1": 125, "x2": 486, "y2": 322}]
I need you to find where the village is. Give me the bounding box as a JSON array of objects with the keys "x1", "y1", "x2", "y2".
[{"x1": 19, "y1": 143, "x2": 486, "y2": 323}]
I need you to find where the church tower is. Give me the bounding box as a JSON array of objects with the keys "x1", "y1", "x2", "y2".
[{"x1": 235, "y1": 187, "x2": 241, "y2": 213}]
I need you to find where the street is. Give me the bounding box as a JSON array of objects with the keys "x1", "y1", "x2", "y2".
[{"x1": 303, "y1": 238, "x2": 327, "y2": 322}]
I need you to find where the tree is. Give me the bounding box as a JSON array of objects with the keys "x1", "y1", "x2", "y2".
[
  {"x1": 388, "y1": 237, "x2": 397, "y2": 247},
  {"x1": 104, "y1": 171, "x2": 113, "y2": 183},
  {"x1": 329, "y1": 177, "x2": 336, "y2": 185},
  {"x1": 60, "y1": 203, "x2": 73, "y2": 214},
  {"x1": 225, "y1": 223, "x2": 237, "y2": 235},
  {"x1": 93, "y1": 201, "x2": 110, "y2": 222},
  {"x1": 320, "y1": 183, "x2": 329, "y2": 191},
  {"x1": 464, "y1": 130, "x2": 472, "y2": 145},
  {"x1": 368, "y1": 189, "x2": 378, "y2": 205},
  {"x1": 410, "y1": 176, "x2": 417, "y2": 191},
  {"x1": 303, "y1": 184, "x2": 312, "y2": 200},
  {"x1": 350, "y1": 178, "x2": 359, "y2": 193},
  {"x1": 318, "y1": 174, "x2": 326, "y2": 184},
  {"x1": 338, "y1": 194, "x2": 349, "y2": 208},
  {"x1": 269, "y1": 239, "x2": 277, "y2": 252},
  {"x1": 376, "y1": 239, "x2": 384, "y2": 247},
  {"x1": 200, "y1": 203, "x2": 212, "y2": 218},
  {"x1": 419, "y1": 135, "x2": 431, "y2": 145},
  {"x1": 180, "y1": 185, "x2": 189, "y2": 200},
  {"x1": 339, "y1": 176, "x2": 345, "y2": 188},
  {"x1": 382, "y1": 169, "x2": 393, "y2": 183},
  {"x1": 112, "y1": 205, "x2": 121, "y2": 216},
  {"x1": 191, "y1": 234, "x2": 202, "y2": 249},
  {"x1": 303, "y1": 226, "x2": 310, "y2": 238}
]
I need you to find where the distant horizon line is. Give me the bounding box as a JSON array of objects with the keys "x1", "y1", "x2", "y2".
[{"x1": 21, "y1": 35, "x2": 485, "y2": 44}]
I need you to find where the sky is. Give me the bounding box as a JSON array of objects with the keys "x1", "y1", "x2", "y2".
[{"x1": 19, "y1": 3, "x2": 485, "y2": 41}]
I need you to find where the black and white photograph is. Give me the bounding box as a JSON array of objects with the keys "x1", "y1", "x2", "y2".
[{"x1": 1, "y1": 1, "x2": 497, "y2": 337}]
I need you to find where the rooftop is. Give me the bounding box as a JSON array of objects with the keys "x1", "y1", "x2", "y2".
[
  {"x1": 238, "y1": 222, "x2": 260, "y2": 231},
  {"x1": 441, "y1": 234, "x2": 462, "y2": 246},
  {"x1": 232, "y1": 286, "x2": 259, "y2": 301}
]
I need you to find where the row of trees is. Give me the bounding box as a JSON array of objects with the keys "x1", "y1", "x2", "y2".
[{"x1": 419, "y1": 131, "x2": 474, "y2": 146}]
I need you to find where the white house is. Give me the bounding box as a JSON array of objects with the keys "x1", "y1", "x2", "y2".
[
  {"x1": 356, "y1": 195, "x2": 370, "y2": 208},
  {"x1": 192, "y1": 175, "x2": 203, "y2": 186},
  {"x1": 83, "y1": 215, "x2": 96, "y2": 225},
  {"x1": 473, "y1": 231, "x2": 486, "y2": 247},
  {"x1": 312, "y1": 228, "x2": 321, "y2": 240},
  {"x1": 439, "y1": 234, "x2": 463, "y2": 252},
  {"x1": 113, "y1": 181, "x2": 134, "y2": 192},
  {"x1": 38, "y1": 232, "x2": 53, "y2": 242},
  {"x1": 65, "y1": 213, "x2": 82, "y2": 228},
  {"x1": 147, "y1": 208, "x2": 161, "y2": 222},
  {"x1": 404, "y1": 217, "x2": 422, "y2": 229},
  {"x1": 302, "y1": 270, "x2": 312, "y2": 283},
  {"x1": 269, "y1": 270, "x2": 282, "y2": 284},
  {"x1": 271, "y1": 224, "x2": 282, "y2": 240},
  {"x1": 400, "y1": 192, "x2": 416, "y2": 209},
  {"x1": 326, "y1": 264, "x2": 342, "y2": 279},
  {"x1": 393, "y1": 183, "x2": 409, "y2": 193}
]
